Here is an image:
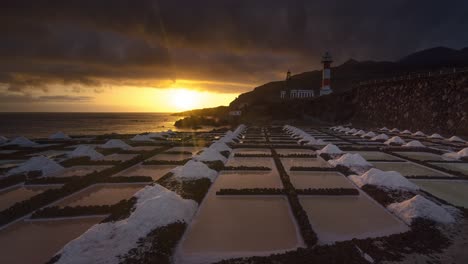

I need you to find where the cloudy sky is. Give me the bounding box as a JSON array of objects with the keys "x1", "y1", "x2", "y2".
[{"x1": 1, "y1": 0, "x2": 467, "y2": 112}]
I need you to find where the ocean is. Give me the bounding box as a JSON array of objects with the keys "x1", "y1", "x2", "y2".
[{"x1": 0, "y1": 113, "x2": 189, "y2": 138}]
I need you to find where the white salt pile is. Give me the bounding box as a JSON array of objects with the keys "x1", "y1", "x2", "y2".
[
  {"x1": 384, "y1": 136, "x2": 406, "y2": 145},
  {"x1": 390, "y1": 128, "x2": 400, "y2": 132},
  {"x1": 428, "y1": 133, "x2": 444, "y2": 139},
  {"x1": 346, "y1": 128, "x2": 358, "y2": 135},
  {"x1": 349, "y1": 168, "x2": 419, "y2": 190},
  {"x1": 209, "y1": 141, "x2": 232, "y2": 152},
  {"x1": 193, "y1": 148, "x2": 227, "y2": 163},
  {"x1": 131, "y1": 134, "x2": 155, "y2": 142},
  {"x1": 49, "y1": 131, "x2": 71, "y2": 140},
  {"x1": 442, "y1": 148, "x2": 468, "y2": 160},
  {"x1": 448, "y1": 136, "x2": 465, "y2": 143},
  {"x1": 403, "y1": 140, "x2": 425, "y2": 148},
  {"x1": 171, "y1": 160, "x2": 218, "y2": 182},
  {"x1": 340, "y1": 127, "x2": 351, "y2": 133},
  {"x1": 371, "y1": 133, "x2": 389, "y2": 141},
  {"x1": 387, "y1": 195, "x2": 455, "y2": 225},
  {"x1": 6, "y1": 136, "x2": 36, "y2": 147},
  {"x1": 412, "y1": 131, "x2": 426, "y2": 137},
  {"x1": 380, "y1": 127, "x2": 389, "y2": 131},
  {"x1": 328, "y1": 153, "x2": 372, "y2": 168},
  {"x1": 362, "y1": 131, "x2": 376, "y2": 138},
  {"x1": 55, "y1": 184, "x2": 197, "y2": 264},
  {"x1": 317, "y1": 144, "x2": 344, "y2": 155},
  {"x1": 101, "y1": 139, "x2": 132, "y2": 150},
  {"x1": 7, "y1": 156, "x2": 64, "y2": 176},
  {"x1": 69, "y1": 145, "x2": 104, "y2": 160},
  {"x1": 0, "y1": 136, "x2": 8, "y2": 144},
  {"x1": 353, "y1": 130, "x2": 366, "y2": 136},
  {"x1": 401, "y1": 130, "x2": 412, "y2": 135}
]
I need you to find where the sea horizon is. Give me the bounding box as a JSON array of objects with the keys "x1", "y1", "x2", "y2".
[{"x1": 0, "y1": 112, "x2": 199, "y2": 138}]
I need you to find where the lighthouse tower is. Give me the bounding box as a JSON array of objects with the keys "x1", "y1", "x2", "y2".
[{"x1": 320, "y1": 52, "x2": 333, "y2": 96}]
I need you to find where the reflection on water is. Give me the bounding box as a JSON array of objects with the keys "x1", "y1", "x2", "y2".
[
  {"x1": 117, "y1": 165, "x2": 176, "y2": 181},
  {"x1": 225, "y1": 157, "x2": 275, "y2": 168},
  {"x1": 215, "y1": 170, "x2": 282, "y2": 189},
  {"x1": 300, "y1": 195, "x2": 409, "y2": 244},
  {"x1": 371, "y1": 162, "x2": 451, "y2": 177},
  {"x1": 411, "y1": 180, "x2": 468, "y2": 208},
  {"x1": 289, "y1": 171, "x2": 354, "y2": 189},
  {"x1": 0, "y1": 217, "x2": 104, "y2": 264},
  {"x1": 0, "y1": 185, "x2": 60, "y2": 211},
  {"x1": 280, "y1": 157, "x2": 329, "y2": 171},
  {"x1": 57, "y1": 184, "x2": 145, "y2": 207}
]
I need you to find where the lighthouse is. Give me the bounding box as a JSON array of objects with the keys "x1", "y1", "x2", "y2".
[{"x1": 320, "y1": 51, "x2": 333, "y2": 96}]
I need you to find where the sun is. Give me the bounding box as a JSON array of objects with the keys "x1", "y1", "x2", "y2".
[{"x1": 170, "y1": 88, "x2": 201, "y2": 111}]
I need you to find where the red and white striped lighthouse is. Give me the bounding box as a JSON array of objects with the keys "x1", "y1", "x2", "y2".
[{"x1": 320, "y1": 51, "x2": 333, "y2": 95}]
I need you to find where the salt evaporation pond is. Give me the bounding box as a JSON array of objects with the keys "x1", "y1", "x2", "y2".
[
  {"x1": 300, "y1": 195, "x2": 409, "y2": 244},
  {"x1": 429, "y1": 162, "x2": 468, "y2": 175},
  {"x1": 0, "y1": 217, "x2": 104, "y2": 264},
  {"x1": 148, "y1": 153, "x2": 192, "y2": 161},
  {"x1": 348, "y1": 151, "x2": 402, "y2": 161},
  {"x1": 233, "y1": 148, "x2": 271, "y2": 155},
  {"x1": 216, "y1": 170, "x2": 283, "y2": 189},
  {"x1": 50, "y1": 165, "x2": 112, "y2": 178},
  {"x1": 0, "y1": 185, "x2": 60, "y2": 211},
  {"x1": 371, "y1": 162, "x2": 453, "y2": 177},
  {"x1": 28, "y1": 150, "x2": 69, "y2": 158},
  {"x1": 393, "y1": 151, "x2": 445, "y2": 161},
  {"x1": 289, "y1": 171, "x2": 355, "y2": 189},
  {"x1": 275, "y1": 149, "x2": 316, "y2": 155},
  {"x1": 100, "y1": 153, "x2": 138, "y2": 161},
  {"x1": 130, "y1": 146, "x2": 162, "y2": 151},
  {"x1": 410, "y1": 179, "x2": 468, "y2": 208},
  {"x1": 225, "y1": 157, "x2": 275, "y2": 168},
  {"x1": 56, "y1": 184, "x2": 146, "y2": 207},
  {"x1": 116, "y1": 164, "x2": 176, "y2": 180},
  {"x1": 280, "y1": 157, "x2": 329, "y2": 171},
  {"x1": 178, "y1": 192, "x2": 301, "y2": 263},
  {"x1": 165, "y1": 146, "x2": 205, "y2": 155}
]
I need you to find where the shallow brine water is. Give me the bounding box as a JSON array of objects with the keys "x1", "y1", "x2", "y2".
[
  {"x1": 429, "y1": 162, "x2": 468, "y2": 175},
  {"x1": 148, "y1": 153, "x2": 193, "y2": 161},
  {"x1": 56, "y1": 184, "x2": 145, "y2": 207},
  {"x1": 0, "y1": 217, "x2": 104, "y2": 264},
  {"x1": 393, "y1": 152, "x2": 446, "y2": 161},
  {"x1": 215, "y1": 170, "x2": 283, "y2": 189},
  {"x1": 116, "y1": 164, "x2": 176, "y2": 180},
  {"x1": 275, "y1": 149, "x2": 316, "y2": 155},
  {"x1": 233, "y1": 148, "x2": 272, "y2": 155},
  {"x1": 349, "y1": 151, "x2": 402, "y2": 161},
  {"x1": 289, "y1": 171, "x2": 355, "y2": 189},
  {"x1": 371, "y1": 162, "x2": 453, "y2": 177},
  {"x1": 178, "y1": 192, "x2": 301, "y2": 263},
  {"x1": 165, "y1": 146, "x2": 205, "y2": 155},
  {"x1": 300, "y1": 195, "x2": 409, "y2": 244},
  {"x1": 280, "y1": 157, "x2": 329, "y2": 171},
  {"x1": 410, "y1": 179, "x2": 468, "y2": 208},
  {"x1": 0, "y1": 185, "x2": 60, "y2": 211},
  {"x1": 50, "y1": 165, "x2": 112, "y2": 178},
  {"x1": 100, "y1": 153, "x2": 138, "y2": 161},
  {"x1": 225, "y1": 157, "x2": 275, "y2": 168}
]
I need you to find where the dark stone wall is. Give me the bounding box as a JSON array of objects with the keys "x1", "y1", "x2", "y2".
[{"x1": 305, "y1": 72, "x2": 468, "y2": 136}]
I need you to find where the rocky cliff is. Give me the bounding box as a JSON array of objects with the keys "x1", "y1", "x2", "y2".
[{"x1": 305, "y1": 71, "x2": 468, "y2": 135}]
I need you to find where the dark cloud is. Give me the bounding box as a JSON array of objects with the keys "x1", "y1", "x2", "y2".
[
  {"x1": 0, "y1": 93, "x2": 93, "y2": 103},
  {"x1": 1, "y1": 0, "x2": 467, "y2": 94}
]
